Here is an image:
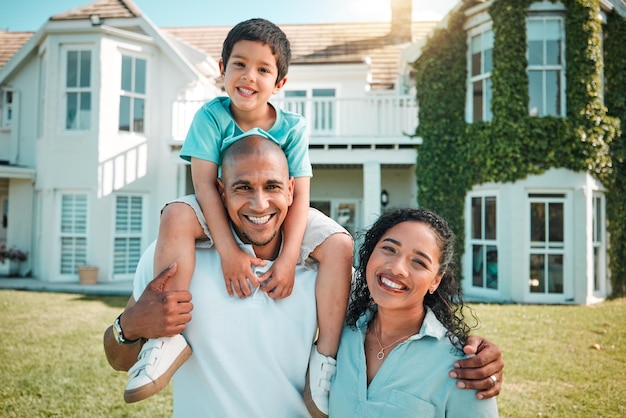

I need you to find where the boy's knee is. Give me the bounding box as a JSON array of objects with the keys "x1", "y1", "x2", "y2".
[
  {"x1": 317, "y1": 233, "x2": 354, "y2": 261},
  {"x1": 161, "y1": 202, "x2": 197, "y2": 230}
]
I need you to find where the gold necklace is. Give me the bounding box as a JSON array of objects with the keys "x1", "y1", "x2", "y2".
[{"x1": 372, "y1": 319, "x2": 415, "y2": 360}]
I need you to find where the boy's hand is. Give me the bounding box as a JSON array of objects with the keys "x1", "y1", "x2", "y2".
[
  {"x1": 220, "y1": 247, "x2": 266, "y2": 298},
  {"x1": 450, "y1": 335, "x2": 504, "y2": 400},
  {"x1": 257, "y1": 256, "x2": 296, "y2": 299}
]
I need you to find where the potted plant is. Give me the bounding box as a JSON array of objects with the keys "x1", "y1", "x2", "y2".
[
  {"x1": 0, "y1": 244, "x2": 28, "y2": 276},
  {"x1": 77, "y1": 264, "x2": 99, "y2": 284}
]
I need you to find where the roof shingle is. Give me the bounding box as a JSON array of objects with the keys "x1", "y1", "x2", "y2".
[{"x1": 165, "y1": 21, "x2": 438, "y2": 90}]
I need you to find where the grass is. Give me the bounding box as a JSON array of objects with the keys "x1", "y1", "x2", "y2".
[{"x1": 0, "y1": 290, "x2": 624, "y2": 417}]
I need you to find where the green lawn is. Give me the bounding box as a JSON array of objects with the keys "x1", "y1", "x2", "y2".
[{"x1": 0, "y1": 290, "x2": 624, "y2": 417}]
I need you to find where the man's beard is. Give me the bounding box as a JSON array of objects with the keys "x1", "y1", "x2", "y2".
[{"x1": 241, "y1": 230, "x2": 276, "y2": 247}]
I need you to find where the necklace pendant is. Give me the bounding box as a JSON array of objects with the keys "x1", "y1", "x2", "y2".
[{"x1": 376, "y1": 350, "x2": 385, "y2": 360}]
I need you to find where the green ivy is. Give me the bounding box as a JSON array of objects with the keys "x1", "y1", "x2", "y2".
[{"x1": 414, "y1": 0, "x2": 624, "y2": 297}]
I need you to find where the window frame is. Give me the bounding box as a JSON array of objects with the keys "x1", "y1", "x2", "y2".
[
  {"x1": 467, "y1": 24, "x2": 494, "y2": 123},
  {"x1": 592, "y1": 193, "x2": 606, "y2": 295},
  {"x1": 118, "y1": 53, "x2": 147, "y2": 134},
  {"x1": 1, "y1": 88, "x2": 14, "y2": 129},
  {"x1": 112, "y1": 193, "x2": 147, "y2": 280},
  {"x1": 466, "y1": 192, "x2": 499, "y2": 291},
  {"x1": 61, "y1": 46, "x2": 93, "y2": 132},
  {"x1": 526, "y1": 14, "x2": 566, "y2": 117},
  {"x1": 281, "y1": 87, "x2": 337, "y2": 136},
  {"x1": 58, "y1": 192, "x2": 89, "y2": 277}
]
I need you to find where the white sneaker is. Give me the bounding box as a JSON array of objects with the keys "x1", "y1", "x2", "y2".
[
  {"x1": 303, "y1": 344, "x2": 336, "y2": 418},
  {"x1": 124, "y1": 334, "x2": 192, "y2": 403}
]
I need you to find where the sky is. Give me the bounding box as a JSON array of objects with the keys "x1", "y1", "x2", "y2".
[{"x1": 0, "y1": 0, "x2": 458, "y2": 32}]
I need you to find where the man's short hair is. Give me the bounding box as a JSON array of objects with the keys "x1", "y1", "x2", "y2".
[{"x1": 221, "y1": 18, "x2": 291, "y2": 84}]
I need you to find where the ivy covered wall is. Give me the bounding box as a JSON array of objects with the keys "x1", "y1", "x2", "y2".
[{"x1": 413, "y1": 0, "x2": 625, "y2": 297}]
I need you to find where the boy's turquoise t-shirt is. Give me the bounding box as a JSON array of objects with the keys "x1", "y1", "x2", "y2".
[{"x1": 180, "y1": 96, "x2": 312, "y2": 178}]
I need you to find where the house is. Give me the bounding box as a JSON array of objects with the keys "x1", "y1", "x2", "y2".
[
  {"x1": 0, "y1": 0, "x2": 437, "y2": 282},
  {"x1": 408, "y1": 0, "x2": 626, "y2": 304}
]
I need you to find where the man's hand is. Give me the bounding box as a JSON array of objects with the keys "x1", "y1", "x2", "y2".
[
  {"x1": 122, "y1": 263, "x2": 194, "y2": 341},
  {"x1": 449, "y1": 335, "x2": 504, "y2": 400}
]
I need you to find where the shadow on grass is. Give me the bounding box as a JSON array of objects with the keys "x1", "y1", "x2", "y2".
[{"x1": 71, "y1": 294, "x2": 128, "y2": 308}]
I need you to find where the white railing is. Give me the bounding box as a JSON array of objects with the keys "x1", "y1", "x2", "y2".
[{"x1": 171, "y1": 95, "x2": 418, "y2": 144}]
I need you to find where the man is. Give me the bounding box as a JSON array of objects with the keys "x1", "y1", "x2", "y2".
[{"x1": 104, "y1": 135, "x2": 503, "y2": 417}]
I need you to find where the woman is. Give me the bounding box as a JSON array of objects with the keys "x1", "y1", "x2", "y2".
[{"x1": 329, "y1": 208, "x2": 499, "y2": 417}]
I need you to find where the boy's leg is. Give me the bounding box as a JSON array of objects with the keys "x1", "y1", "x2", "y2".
[
  {"x1": 310, "y1": 232, "x2": 353, "y2": 358},
  {"x1": 303, "y1": 208, "x2": 353, "y2": 418},
  {"x1": 125, "y1": 197, "x2": 208, "y2": 403},
  {"x1": 153, "y1": 200, "x2": 207, "y2": 290}
]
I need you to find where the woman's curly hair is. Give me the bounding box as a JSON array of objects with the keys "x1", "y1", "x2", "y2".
[{"x1": 346, "y1": 207, "x2": 476, "y2": 350}]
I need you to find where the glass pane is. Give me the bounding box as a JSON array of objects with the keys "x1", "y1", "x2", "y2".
[
  {"x1": 472, "y1": 197, "x2": 482, "y2": 239},
  {"x1": 530, "y1": 202, "x2": 545, "y2": 243},
  {"x1": 526, "y1": 20, "x2": 543, "y2": 41},
  {"x1": 80, "y1": 51, "x2": 91, "y2": 87},
  {"x1": 135, "y1": 58, "x2": 146, "y2": 94},
  {"x1": 473, "y1": 80, "x2": 483, "y2": 122},
  {"x1": 116, "y1": 196, "x2": 129, "y2": 233},
  {"x1": 486, "y1": 245, "x2": 498, "y2": 289},
  {"x1": 528, "y1": 40, "x2": 544, "y2": 66},
  {"x1": 529, "y1": 253, "x2": 545, "y2": 293},
  {"x1": 548, "y1": 202, "x2": 564, "y2": 243},
  {"x1": 134, "y1": 98, "x2": 144, "y2": 133},
  {"x1": 528, "y1": 71, "x2": 543, "y2": 116},
  {"x1": 594, "y1": 197, "x2": 602, "y2": 242},
  {"x1": 66, "y1": 93, "x2": 77, "y2": 129},
  {"x1": 67, "y1": 51, "x2": 78, "y2": 87},
  {"x1": 119, "y1": 96, "x2": 130, "y2": 131},
  {"x1": 312, "y1": 88, "x2": 335, "y2": 97},
  {"x1": 548, "y1": 254, "x2": 563, "y2": 293},
  {"x1": 485, "y1": 196, "x2": 496, "y2": 240},
  {"x1": 545, "y1": 19, "x2": 561, "y2": 41},
  {"x1": 546, "y1": 40, "x2": 561, "y2": 65},
  {"x1": 545, "y1": 70, "x2": 560, "y2": 116},
  {"x1": 284, "y1": 90, "x2": 306, "y2": 97},
  {"x1": 484, "y1": 46, "x2": 493, "y2": 74},
  {"x1": 484, "y1": 77, "x2": 493, "y2": 122},
  {"x1": 594, "y1": 247, "x2": 600, "y2": 291},
  {"x1": 472, "y1": 51, "x2": 481, "y2": 76},
  {"x1": 472, "y1": 244, "x2": 484, "y2": 287},
  {"x1": 121, "y1": 55, "x2": 132, "y2": 91},
  {"x1": 79, "y1": 92, "x2": 91, "y2": 130}
]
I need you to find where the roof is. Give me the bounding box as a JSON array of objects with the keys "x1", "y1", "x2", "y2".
[
  {"x1": 50, "y1": 0, "x2": 141, "y2": 22},
  {"x1": 0, "y1": 31, "x2": 34, "y2": 69},
  {"x1": 165, "y1": 21, "x2": 438, "y2": 90},
  {"x1": 0, "y1": 0, "x2": 438, "y2": 90}
]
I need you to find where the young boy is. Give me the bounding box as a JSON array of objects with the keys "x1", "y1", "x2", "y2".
[{"x1": 121, "y1": 18, "x2": 353, "y2": 417}]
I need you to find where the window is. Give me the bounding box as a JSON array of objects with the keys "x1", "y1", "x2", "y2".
[
  {"x1": 119, "y1": 55, "x2": 146, "y2": 133},
  {"x1": 527, "y1": 16, "x2": 565, "y2": 117},
  {"x1": 529, "y1": 194, "x2": 565, "y2": 294},
  {"x1": 592, "y1": 194, "x2": 605, "y2": 292},
  {"x1": 469, "y1": 195, "x2": 498, "y2": 289},
  {"x1": 59, "y1": 194, "x2": 88, "y2": 275},
  {"x1": 311, "y1": 199, "x2": 358, "y2": 237},
  {"x1": 282, "y1": 88, "x2": 336, "y2": 135},
  {"x1": 469, "y1": 27, "x2": 493, "y2": 122},
  {"x1": 1, "y1": 89, "x2": 14, "y2": 129},
  {"x1": 113, "y1": 195, "x2": 143, "y2": 276},
  {"x1": 64, "y1": 49, "x2": 92, "y2": 130}
]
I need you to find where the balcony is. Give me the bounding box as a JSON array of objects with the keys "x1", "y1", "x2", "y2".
[{"x1": 171, "y1": 95, "x2": 419, "y2": 149}]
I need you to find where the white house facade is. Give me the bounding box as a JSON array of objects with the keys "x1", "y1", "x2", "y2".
[{"x1": 0, "y1": 0, "x2": 434, "y2": 283}]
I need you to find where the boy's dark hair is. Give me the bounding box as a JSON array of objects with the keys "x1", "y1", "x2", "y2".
[{"x1": 221, "y1": 18, "x2": 291, "y2": 85}]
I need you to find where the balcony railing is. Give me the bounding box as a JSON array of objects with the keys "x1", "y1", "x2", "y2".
[{"x1": 171, "y1": 95, "x2": 418, "y2": 145}]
